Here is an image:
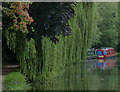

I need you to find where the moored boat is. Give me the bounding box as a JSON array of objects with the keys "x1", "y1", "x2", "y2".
[{"x1": 96, "y1": 48, "x2": 116, "y2": 59}]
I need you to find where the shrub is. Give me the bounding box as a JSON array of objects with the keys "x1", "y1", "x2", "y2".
[
  {"x1": 4, "y1": 72, "x2": 31, "y2": 90},
  {"x1": 116, "y1": 53, "x2": 120, "y2": 57}
]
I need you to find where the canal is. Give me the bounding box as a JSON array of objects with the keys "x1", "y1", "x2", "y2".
[{"x1": 32, "y1": 57, "x2": 120, "y2": 90}]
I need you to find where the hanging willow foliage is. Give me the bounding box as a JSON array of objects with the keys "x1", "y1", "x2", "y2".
[
  {"x1": 75, "y1": 2, "x2": 98, "y2": 60},
  {"x1": 3, "y1": 2, "x2": 98, "y2": 89}
]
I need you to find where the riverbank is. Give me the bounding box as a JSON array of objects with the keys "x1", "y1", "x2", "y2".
[
  {"x1": 1, "y1": 65, "x2": 20, "y2": 90},
  {"x1": 87, "y1": 55, "x2": 98, "y2": 60},
  {"x1": 116, "y1": 52, "x2": 120, "y2": 57}
]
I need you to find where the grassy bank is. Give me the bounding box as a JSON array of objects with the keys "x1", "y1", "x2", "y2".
[{"x1": 116, "y1": 52, "x2": 120, "y2": 57}]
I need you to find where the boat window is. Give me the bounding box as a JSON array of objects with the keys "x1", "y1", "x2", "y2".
[
  {"x1": 97, "y1": 51, "x2": 102, "y2": 55},
  {"x1": 103, "y1": 51, "x2": 107, "y2": 55}
]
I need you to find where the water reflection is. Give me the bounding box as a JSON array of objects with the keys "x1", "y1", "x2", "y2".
[
  {"x1": 32, "y1": 58, "x2": 119, "y2": 90},
  {"x1": 96, "y1": 59, "x2": 116, "y2": 70},
  {"x1": 85, "y1": 58, "x2": 118, "y2": 90}
]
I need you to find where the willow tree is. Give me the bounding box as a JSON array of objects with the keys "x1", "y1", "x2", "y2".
[
  {"x1": 72, "y1": 2, "x2": 98, "y2": 59},
  {"x1": 118, "y1": 2, "x2": 120, "y2": 52},
  {"x1": 3, "y1": 2, "x2": 97, "y2": 88}
]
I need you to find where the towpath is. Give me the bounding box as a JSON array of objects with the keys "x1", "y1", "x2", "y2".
[{"x1": 0, "y1": 65, "x2": 20, "y2": 91}]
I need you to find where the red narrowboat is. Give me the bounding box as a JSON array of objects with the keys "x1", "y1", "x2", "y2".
[{"x1": 96, "y1": 48, "x2": 116, "y2": 59}]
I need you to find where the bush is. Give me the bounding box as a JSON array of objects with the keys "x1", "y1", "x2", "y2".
[
  {"x1": 116, "y1": 53, "x2": 120, "y2": 57},
  {"x1": 4, "y1": 72, "x2": 31, "y2": 90}
]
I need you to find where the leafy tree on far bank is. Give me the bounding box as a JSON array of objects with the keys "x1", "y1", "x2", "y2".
[{"x1": 92, "y1": 3, "x2": 118, "y2": 50}]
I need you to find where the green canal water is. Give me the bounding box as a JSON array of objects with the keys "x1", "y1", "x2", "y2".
[{"x1": 32, "y1": 57, "x2": 120, "y2": 90}]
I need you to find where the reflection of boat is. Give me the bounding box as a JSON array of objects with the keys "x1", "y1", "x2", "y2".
[
  {"x1": 96, "y1": 48, "x2": 116, "y2": 59},
  {"x1": 96, "y1": 59, "x2": 116, "y2": 69}
]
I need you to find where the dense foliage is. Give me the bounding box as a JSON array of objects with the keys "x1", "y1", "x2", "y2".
[
  {"x1": 2, "y1": 2, "x2": 34, "y2": 32},
  {"x1": 3, "y1": 2, "x2": 97, "y2": 82},
  {"x1": 4, "y1": 72, "x2": 31, "y2": 90},
  {"x1": 3, "y1": 2, "x2": 76, "y2": 44},
  {"x1": 3, "y1": 2, "x2": 119, "y2": 90},
  {"x1": 93, "y1": 3, "x2": 118, "y2": 50},
  {"x1": 118, "y1": 2, "x2": 120, "y2": 52},
  {"x1": 27, "y1": 2, "x2": 75, "y2": 43}
]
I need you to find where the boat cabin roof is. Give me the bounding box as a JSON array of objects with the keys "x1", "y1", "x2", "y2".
[{"x1": 96, "y1": 48, "x2": 114, "y2": 51}]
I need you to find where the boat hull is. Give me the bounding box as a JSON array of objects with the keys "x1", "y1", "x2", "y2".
[{"x1": 98, "y1": 54, "x2": 116, "y2": 59}]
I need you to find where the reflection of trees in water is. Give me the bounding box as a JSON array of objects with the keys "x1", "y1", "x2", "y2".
[
  {"x1": 32, "y1": 63, "x2": 89, "y2": 90},
  {"x1": 32, "y1": 58, "x2": 119, "y2": 90},
  {"x1": 57, "y1": 63, "x2": 89, "y2": 90}
]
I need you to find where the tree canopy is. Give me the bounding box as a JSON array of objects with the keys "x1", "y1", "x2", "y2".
[{"x1": 93, "y1": 3, "x2": 118, "y2": 50}]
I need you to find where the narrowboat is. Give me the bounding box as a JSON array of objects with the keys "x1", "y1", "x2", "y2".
[{"x1": 96, "y1": 48, "x2": 116, "y2": 59}]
